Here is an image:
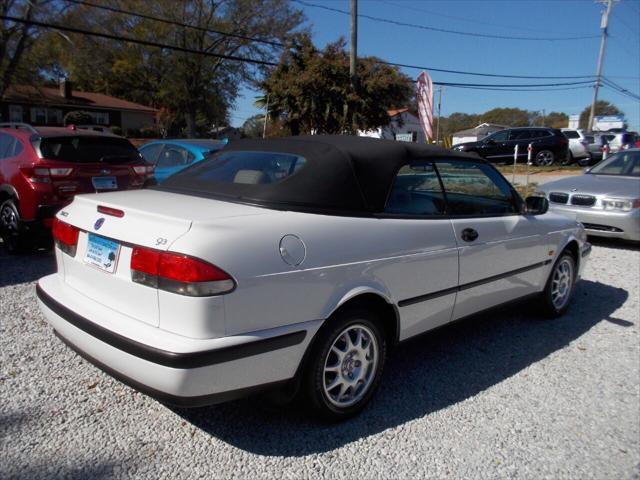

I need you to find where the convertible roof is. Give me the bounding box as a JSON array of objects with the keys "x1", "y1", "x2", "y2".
[{"x1": 158, "y1": 135, "x2": 475, "y2": 213}]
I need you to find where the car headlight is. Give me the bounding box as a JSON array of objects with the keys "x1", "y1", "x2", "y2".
[{"x1": 601, "y1": 198, "x2": 640, "y2": 212}]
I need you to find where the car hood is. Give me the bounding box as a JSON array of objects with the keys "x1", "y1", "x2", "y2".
[{"x1": 539, "y1": 174, "x2": 640, "y2": 198}]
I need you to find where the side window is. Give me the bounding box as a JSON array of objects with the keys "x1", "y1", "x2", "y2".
[
  {"x1": 533, "y1": 129, "x2": 551, "y2": 138},
  {"x1": 488, "y1": 130, "x2": 509, "y2": 142},
  {"x1": 157, "y1": 146, "x2": 194, "y2": 168},
  {"x1": 509, "y1": 130, "x2": 531, "y2": 141},
  {"x1": 139, "y1": 143, "x2": 164, "y2": 164},
  {"x1": 0, "y1": 133, "x2": 14, "y2": 159},
  {"x1": 384, "y1": 162, "x2": 446, "y2": 216},
  {"x1": 436, "y1": 160, "x2": 518, "y2": 216}
]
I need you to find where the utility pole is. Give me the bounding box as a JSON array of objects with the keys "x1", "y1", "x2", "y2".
[
  {"x1": 262, "y1": 94, "x2": 269, "y2": 139},
  {"x1": 435, "y1": 87, "x2": 443, "y2": 144},
  {"x1": 588, "y1": 0, "x2": 613, "y2": 132},
  {"x1": 350, "y1": 0, "x2": 358, "y2": 92}
]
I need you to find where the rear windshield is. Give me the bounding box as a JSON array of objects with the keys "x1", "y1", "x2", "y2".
[
  {"x1": 563, "y1": 130, "x2": 580, "y2": 139},
  {"x1": 39, "y1": 136, "x2": 141, "y2": 164},
  {"x1": 173, "y1": 150, "x2": 306, "y2": 185}
]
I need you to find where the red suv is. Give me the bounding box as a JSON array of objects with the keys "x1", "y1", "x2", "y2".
[{"x1": 0, "y1": 123, "x2": 152, "y2": 253}]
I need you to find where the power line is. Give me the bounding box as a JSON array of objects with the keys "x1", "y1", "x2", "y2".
[
  {"x1": 447, "y1": 85, "x2": 594, "y2": 93},
  {"x1": 380, "y1": 60, "x2": 595, "y2": 80},
  {"x1": 64, "y1": 0, "x2": 599, "y2": 81},
  {"x1": 293, "y1": 0, "x2": 600, "y2": 41},
  {"x1": 0, "y1": 15, "x2": 278, "y2": 66},
  {"x1": 64, "y1": 0, "x2": 286, "y2": 48},
  {"x1": 601, "y1": 77, "x2": 640, "y2": 101},
  {"x1": 0, "y1": 16, "x2": 604, "y2": 91},
  {"x1": 377, "y1": 0, "x2": 572, "y2": 35}
]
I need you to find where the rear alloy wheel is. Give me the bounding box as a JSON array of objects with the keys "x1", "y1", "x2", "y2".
[
  {"x1": 561, "y1": 151, "x2": 573, "y2": 166},
  {"x1": 540, "y1": 252, "x2": 576, "y2": 317},
  {"x1": 535, "y1": 150, "x2": 555, "y2": 166},
  {"x1": 0, "y1": 200, "x2": 27, "y2": 254},
  {"x1": 577, "y1": 154, "x2": 592, "y2": 167},
  {"x1": 305, "y1": 310, "x2": 386, "y2": 420}
]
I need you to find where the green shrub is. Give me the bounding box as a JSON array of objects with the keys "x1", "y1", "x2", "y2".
[{"x1": 64, "y1": 110, "x2": 93, "y2": 125}]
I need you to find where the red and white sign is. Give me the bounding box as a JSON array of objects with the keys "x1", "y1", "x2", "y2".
[{"x1": 416, "y1": 71, "x2": 433, "y2": 142}]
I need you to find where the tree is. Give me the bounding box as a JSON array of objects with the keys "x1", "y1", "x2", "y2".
[
  {"x1": 63, "y1": 110, "x2": 93, "y2": 125},
  {"x1": 579, "y1": 100, "x2": 623, "y2": 130},
  {"x1": 35, "y1": 0, "x2": 305, "y2": 137},
  {"x1": 242, "y1": 114, "x2": 265, "y2": 138},
  {"x1": 259, "y1": 35, "x2": 413, "y2": 135},
  {"x1": 480, "y1": 107, "x2": 529, "y2": 127},
  {"x1": 544, "y1": 111, "x2": 569, "y2": 129},
  {"x1": 0, "y1": 0, "x2": 57, "y2": 98}
]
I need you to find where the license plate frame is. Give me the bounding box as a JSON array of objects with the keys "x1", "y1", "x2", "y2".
[
  {"x1": 91, "y1": 176, "x2": 118, "y2": 190},
  {"x1": 85, "y1": 233, "x2": 121, "y2": 274}
]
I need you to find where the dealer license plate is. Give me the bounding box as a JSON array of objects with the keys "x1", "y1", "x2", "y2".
[
  {"x1": 85, "y1": 234, "x2": 120, "y2": 273},
  {"x1": 92, "y1": 176, "x2": 118, "y2": 190}
]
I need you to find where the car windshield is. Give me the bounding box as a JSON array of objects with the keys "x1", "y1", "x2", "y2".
[
  {"x1": 588, "y1": 151, "x2": 640, "y2": 176},
  {"x1": 40, "y1": 136, "x2": 141, "y2": 164}
]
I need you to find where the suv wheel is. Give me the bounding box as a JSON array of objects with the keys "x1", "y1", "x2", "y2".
[
  {"x1": 0, "y1": 199, "x2": 27, "y2": 254},
  {"x1": 535, "y1": 150, "x2": 555, "y2": 166},
  {"x1": 577, "y1": 154, "x2": 592, "y2": 167},
  {"x1": 304, "y1": 309, "x2": 386, "y2": 420},
  {"x1": 561, "y1": 151, "x2": 573, "y2": 166}
]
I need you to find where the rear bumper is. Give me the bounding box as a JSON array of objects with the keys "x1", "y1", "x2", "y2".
[{"x1": 36, "y1": 275, "x2": 320, "y2": 406}]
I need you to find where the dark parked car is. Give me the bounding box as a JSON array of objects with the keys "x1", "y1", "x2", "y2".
[
  {"x1": 0, "y1": 123, "x2": 152, "y2": 253},
  {"x1": 452, "y1": 127, "x2": 569, "y2": 166}
]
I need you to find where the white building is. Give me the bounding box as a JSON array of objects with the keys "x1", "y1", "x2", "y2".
[
  {"x1": 358, "y1": 108, "x2": 426, "y2": 143},
  {"x1": 451, "y1": 123, "x2": 508, "y2": 145}
]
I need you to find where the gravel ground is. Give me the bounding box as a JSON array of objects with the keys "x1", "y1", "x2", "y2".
[{"x1": 1, "y1": 239, "x2": 639, "y2": 479}]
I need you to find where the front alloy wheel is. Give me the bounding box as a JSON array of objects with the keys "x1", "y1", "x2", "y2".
[
  {"x1": 540, "y1": 252, "x2": 576, "y2": 317},
  {"x1": 305, "y1": 311, "x2": 386, "y2": 419},
  {"x1": 0, "y1": 200, "x2": 23, "y2": 254}
]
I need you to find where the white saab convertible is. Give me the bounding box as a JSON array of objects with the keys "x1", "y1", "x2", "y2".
[{"x1": 37, "y1": 135, "x2": 591, "y2": 419}]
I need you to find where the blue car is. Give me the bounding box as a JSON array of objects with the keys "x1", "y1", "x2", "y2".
[{"x1": 139, "y1": 139, "x2": 227, "y2": 184}]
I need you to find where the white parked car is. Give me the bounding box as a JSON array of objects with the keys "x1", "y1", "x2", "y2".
[{"x1": 37, "y1": 136, "x2": 591, "y2": 419}]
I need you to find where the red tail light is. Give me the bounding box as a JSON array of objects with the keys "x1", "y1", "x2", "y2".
[
  {"x1": 20, "y1": 166, "x2": 74, "y2": 183},
  {"x1": 97, "y1": 205, "x2": 125, "y2": 218},
  {"x1": 130, "y1": 246, "x2": 235, "y2": 296},
  {"x1": 52, "y1": 218, "x2": 79, "y2": 256}
]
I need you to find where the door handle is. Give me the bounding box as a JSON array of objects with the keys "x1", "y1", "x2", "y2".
[{"x1": 461, "y1": 228, "x2": 479, "y2": 242}]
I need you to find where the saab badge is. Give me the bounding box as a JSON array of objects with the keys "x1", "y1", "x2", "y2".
[{"x1": 94, "y1": 218, "x2": 105, "y2": 230}]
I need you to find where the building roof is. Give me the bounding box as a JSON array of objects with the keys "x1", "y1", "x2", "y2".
[
  {"x1": 387, "y1": 108, "x2": 409, "y2": 117},
  {"x1": 452, "y1": 123, "x2": 509, "y2": 137},
  {"x1": 2, "y1": 84, "x2": 157, "y2": 113},
  {"x1": 157, "y1": 134, "x2": 477, "y2": 214}
]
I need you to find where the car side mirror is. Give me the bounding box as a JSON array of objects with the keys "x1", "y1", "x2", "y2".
[{"x1": 525, "y1": 196, "x2": 549, "y2": 215}]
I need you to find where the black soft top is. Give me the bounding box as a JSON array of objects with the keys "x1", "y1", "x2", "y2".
[{"x1": 158, "y1": 135, "x2": 478, "y2": 214}]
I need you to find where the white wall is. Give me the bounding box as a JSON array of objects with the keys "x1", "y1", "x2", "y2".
[
  {"x1": 359, "y1": 112, "x2": 427, "y2": 143},
  {"x1": 452, "y1": 135, "x2": 477, "y2": 145}
]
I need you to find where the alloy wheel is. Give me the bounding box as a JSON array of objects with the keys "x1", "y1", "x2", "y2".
[
  {"x1": 536, "y1": 150, "x2": 555, "y2": 166},
  {"x1": 551, "y1": 257, "x2": 574, "y2": 309},
  {"x1": 322, "y1": 324, "x2": 379, "y2": 408}
]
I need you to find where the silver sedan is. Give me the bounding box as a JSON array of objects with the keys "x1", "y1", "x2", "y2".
[{"x1": 537, "y1": 149, "x2": 640, "y2": 242}]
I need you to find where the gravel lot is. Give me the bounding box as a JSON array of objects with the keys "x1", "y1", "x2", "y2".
[{"x1": 1, "y1": 240, "x2": 638, "y2": 479}]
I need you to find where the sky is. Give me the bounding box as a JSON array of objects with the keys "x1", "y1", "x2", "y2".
[{"x1": 230, "y1": 0, "x2": 640, "y2": 132}]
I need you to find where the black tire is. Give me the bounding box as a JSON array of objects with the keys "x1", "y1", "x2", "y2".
[
  {"x1": 561, "y1": 150, "x2": 573, "y2": 166},
  {"x1": 0, "y1": 199, "x2": 29, "y2": 254},
  {"x1": 577, "y1": 154, "x2": 592, "y2": 167},
  {"x1": 535, "y1": 149, "x2": 555, "y2": 166},
  {"x1": 303, "y1": 308, "x2": 387, "y2": 420},
  {"x1": 539, "y1": 251, "x2": 577, "y2": 318}
]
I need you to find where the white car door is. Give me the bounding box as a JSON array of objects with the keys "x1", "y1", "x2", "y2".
[
  {"x1": 434, "y1": 159, "x2": 550, "y2": 320},
  {"x1": 381, "y1": 161, "x2": 459, "y2": 340}
]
